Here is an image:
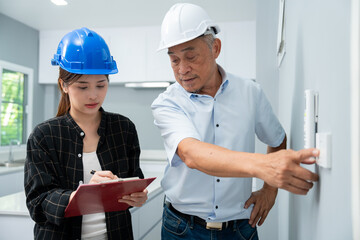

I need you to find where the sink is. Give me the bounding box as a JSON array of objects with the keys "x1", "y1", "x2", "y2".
[{"x1": 0, "y1": 159, "x2": 26, "y2": 167}]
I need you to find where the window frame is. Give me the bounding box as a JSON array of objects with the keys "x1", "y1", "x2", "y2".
[{"x1": 0, "y1": 60, "x2": 34, "y2": 148}]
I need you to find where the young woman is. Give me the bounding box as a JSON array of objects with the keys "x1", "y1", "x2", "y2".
[{"x1": 24, "y1": 27, "x2": 147, "y2": 240}]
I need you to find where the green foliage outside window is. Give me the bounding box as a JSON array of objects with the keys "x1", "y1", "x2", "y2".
[{"x1": 1, "y1": 69, "x2": 24, "y2": 146}]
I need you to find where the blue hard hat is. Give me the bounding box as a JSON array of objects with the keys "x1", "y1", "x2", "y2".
[{"x1": 51, "y1": 27, "x2": 118, "y2": 75}]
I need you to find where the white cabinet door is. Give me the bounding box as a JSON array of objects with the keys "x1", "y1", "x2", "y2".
[
  {"x1": 142, "y1": 220, "x2": 162, "y2": 240},
  {"x1": 0, "y1": 170, "x2": 24, "y2": 197},
  {"x1": 38, "y1": 30, "x2": 68, "y2": 84},
  {"x1": 130, "y1": 190, "x2": 164, "y2": 240},
  {"x1": 108, "y1": 27, "x2": 147, "y2": 83},
  {"x1": 145, "y1": 26, "x2": 173, "y2": 82}
]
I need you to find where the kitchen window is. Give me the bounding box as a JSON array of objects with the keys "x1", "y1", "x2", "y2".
[{"x1": 0, "y1": 60, "x2": 33, "y2": 147}]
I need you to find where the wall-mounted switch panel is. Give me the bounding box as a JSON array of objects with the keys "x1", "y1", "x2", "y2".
[
  {"x1": 316, "y1": 132, "x2": 332, "y2": 168},
  {"x1": 304, "y1": 90, "x2": 319, "y2": 148}
]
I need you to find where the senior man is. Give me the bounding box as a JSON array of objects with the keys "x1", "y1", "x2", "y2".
[{"x1": 151, "y1": 3, "x2": 319, "y2": 239}]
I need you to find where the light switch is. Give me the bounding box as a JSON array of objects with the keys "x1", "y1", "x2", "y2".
[{"x1": 316, "y1": 132, "x2": 332, "y2": 168}]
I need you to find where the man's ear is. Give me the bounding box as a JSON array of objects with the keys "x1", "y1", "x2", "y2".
[{"x1": 212, "y1": 38, "x2": 221, "y2": 59}]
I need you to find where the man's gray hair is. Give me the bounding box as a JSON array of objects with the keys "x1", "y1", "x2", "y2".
[{"x1": 201, "y1": 33, "x2": 216, "y2": 50}]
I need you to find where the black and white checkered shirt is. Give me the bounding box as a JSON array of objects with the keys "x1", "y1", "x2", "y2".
[{"x1": 24, "y1": 108, "x2": 144, "y2": 240}]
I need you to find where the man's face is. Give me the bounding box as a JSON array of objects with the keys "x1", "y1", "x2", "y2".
[{"x1": 167, "y1": 37, "x2": 220, "y2": 95}]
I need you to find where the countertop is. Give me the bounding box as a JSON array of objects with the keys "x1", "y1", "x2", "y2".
[
  {"x1": 0, "y1": 149, "x2": 167, "y2": 176},
  {"x1": 0, "y1": 169, "x2": 165, "y2": 216},
  {"x1": 0, "y1": 165, "x2": 24, "y2": 176}
]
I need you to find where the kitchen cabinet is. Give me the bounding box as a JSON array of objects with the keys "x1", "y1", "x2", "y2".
[
  {"x1": 0, "y1": 167, "x2": 24, "y2": 197},
  {"x1": 38, "y1": 30, "x2": 68, "y2": 84},
  {"x1": 105, "y1": 25, "x2": 173, "y2": 83},
  {"x1": 107, "y1": 27, "x2": 147, "y2": 83},
  {"x1": 131, "y1": 188, "x2": 164, "y2": 240},
  {"x1": 0, "y1": 168, "x2": 165, "y2": 240},
  {"x1": 38, "y1": 26, "x2": 173, "y2": 84},
  {"x1": 142, "y1": 220, "x2": 162, "y2": 240},
  {"x1": 145, "y1": 26, "x2": 173, "y2": 82},
  {"x1": 38, "y1": 21, "x2": 255, "y2": 84}
]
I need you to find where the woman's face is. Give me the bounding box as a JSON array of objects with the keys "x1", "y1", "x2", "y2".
[{"x1": 63, "y1": 74, "x2": 108, "y2": 118}]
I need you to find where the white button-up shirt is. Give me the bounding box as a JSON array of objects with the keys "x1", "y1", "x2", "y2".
[{"x1": 151, "y1": 65, "x2": 285, "y2": 222}]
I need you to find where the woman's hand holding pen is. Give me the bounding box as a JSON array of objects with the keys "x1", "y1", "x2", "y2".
[
  {"x1": 68, "y1": 170, "x2": 118, "y2": 204},
  {"x1": 89, "y1": 170, "x2": 118, "y2": 184}
]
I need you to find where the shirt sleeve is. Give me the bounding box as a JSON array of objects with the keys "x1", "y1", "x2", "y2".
[
  {"x1": 126, "y1": 120, "x2": 144, "y2": 179},
  {"x1": 24, "y1": 127, "x2": 72, "y2": 226},
  {"x1": 152, "y1": 96, "x2": 201, "y2": 166},
  {"x1": 255, "y1": 86, "x2": 286, "y2": 147}
]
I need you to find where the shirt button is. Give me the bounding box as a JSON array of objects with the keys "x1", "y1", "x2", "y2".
[
  {"x1": 217, "y1": 179, "x2": 220, "y2": 182},
  {"x1": 215, "y1": 206, "x2": 218, "y2": 209},
  {"x1": 216, "y1": 124, "x2": 219, "y2": 127},
  {"x1": 80, "y1": 132, "x2": 84, "y2": 136},
  {"x1": 78, "y1": 153, "x2": 82, "y2": 158}
]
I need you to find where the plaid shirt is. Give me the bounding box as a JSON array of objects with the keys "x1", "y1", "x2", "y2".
[{"x1": 24, "y1": 108, "x2": 144, "y2": 240}]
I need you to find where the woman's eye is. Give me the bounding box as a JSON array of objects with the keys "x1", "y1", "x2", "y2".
[
  {"x1": 97, "y1": 85, "x2": 105, "y2": 88},
  {"x1": 78, "y1": 87, "x2": 87, "y2": 90}
]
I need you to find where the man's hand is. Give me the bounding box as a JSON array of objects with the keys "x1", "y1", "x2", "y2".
[
  {"x1": 260, "y1": 148, "x2": 320, "y2": 195},
  {"x1": 118, "y1": 189, "x2": 148, "y2": 207},
  {"x1": 244, "y1": 185, "x2": 277, "y2": 227}
]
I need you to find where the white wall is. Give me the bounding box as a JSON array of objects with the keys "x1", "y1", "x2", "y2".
[
  {"x1": 350, "y1": 1, "x2": 360, "y2": 238},
  {"x1": 254, "y1": 2, "x2": 281, "y2": 240},
  {"x1": 257, "y1": 0, "x2": 353, "y2": 239},
  {"x1": 0, "y1": 13, "x2": 43, "y2": 135}
]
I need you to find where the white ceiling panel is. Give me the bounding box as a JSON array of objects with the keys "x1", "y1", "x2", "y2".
[{"x1": 0, "y1": 0, "x2": 255, "y2": 30}]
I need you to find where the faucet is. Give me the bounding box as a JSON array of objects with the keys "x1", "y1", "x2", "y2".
[{"x1": 8, "y1": 139, "x2": 21, "y2": 163}]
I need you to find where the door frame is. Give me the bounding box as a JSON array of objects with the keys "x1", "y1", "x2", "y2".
[{"x1": 350, "y1": 0, "x2": 360, "y2": 239}]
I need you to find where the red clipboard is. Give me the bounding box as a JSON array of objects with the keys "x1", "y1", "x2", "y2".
[{"x1": 64, "y1": 177, "x2": 156, "y2": 217}]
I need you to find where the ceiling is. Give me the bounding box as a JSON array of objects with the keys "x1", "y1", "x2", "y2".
[{"x1": 0, "y1": 0, "x2": 255, "y2": 31}]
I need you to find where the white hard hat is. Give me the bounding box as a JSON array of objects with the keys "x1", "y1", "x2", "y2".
[{"x1": 157, "y1": 3, "x2": 221, "y2": 51}]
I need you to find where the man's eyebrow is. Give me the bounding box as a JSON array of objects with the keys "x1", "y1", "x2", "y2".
[{"x1": 168, "y1": 46, "x2": 195, "y2": 55}]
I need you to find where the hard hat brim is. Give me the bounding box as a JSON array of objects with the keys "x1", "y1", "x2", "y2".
[{"x1": 157, "y1": 24, "x2": 220, "y2": 52}]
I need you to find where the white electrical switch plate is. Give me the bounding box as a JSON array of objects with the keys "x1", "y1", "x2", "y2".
[
  {"x1": 304, "y1": 90, "x2": 319, "y2": 148},
  {"x1": 316, "y1": 132, "x2": 332, "y2": 168}
]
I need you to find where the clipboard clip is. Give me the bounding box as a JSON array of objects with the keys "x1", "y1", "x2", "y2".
[{"x1": 77, "y1": 180, "x2": 84, "y2": 189}]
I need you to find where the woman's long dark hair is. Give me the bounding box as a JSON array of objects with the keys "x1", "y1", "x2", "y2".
[
  {"x1": 56, "y1": 68, "x2": 82, "y2": 117},
  {"x1": 56, "y1": 68, "x2": 109, "y2": 117}
]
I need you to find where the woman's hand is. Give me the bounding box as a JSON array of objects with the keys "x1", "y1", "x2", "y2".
[
  {"x1": 69, "y1": 191, "x2": 76, "y2": 203},
  {"x1": 89, "y1": 170, "x2": 118, "y2": 184},
  {"x1": 118, "y1": 189, "x2": 148, "y2": 207}
]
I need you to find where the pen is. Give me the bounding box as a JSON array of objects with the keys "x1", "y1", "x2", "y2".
[{"x1": 90, "y1": 170, "x2": 96, "y2": 175}]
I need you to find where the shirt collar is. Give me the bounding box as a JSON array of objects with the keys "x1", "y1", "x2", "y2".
[
  {"x1": 217, "y1": 65, "x2": 229, "y2": 93},
  {"x1": 64, "y1": 107, "x2": 107, "y2": 138},
  {"x1": 175, "y1": 64, "x2": 229, "y2": 99}
]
